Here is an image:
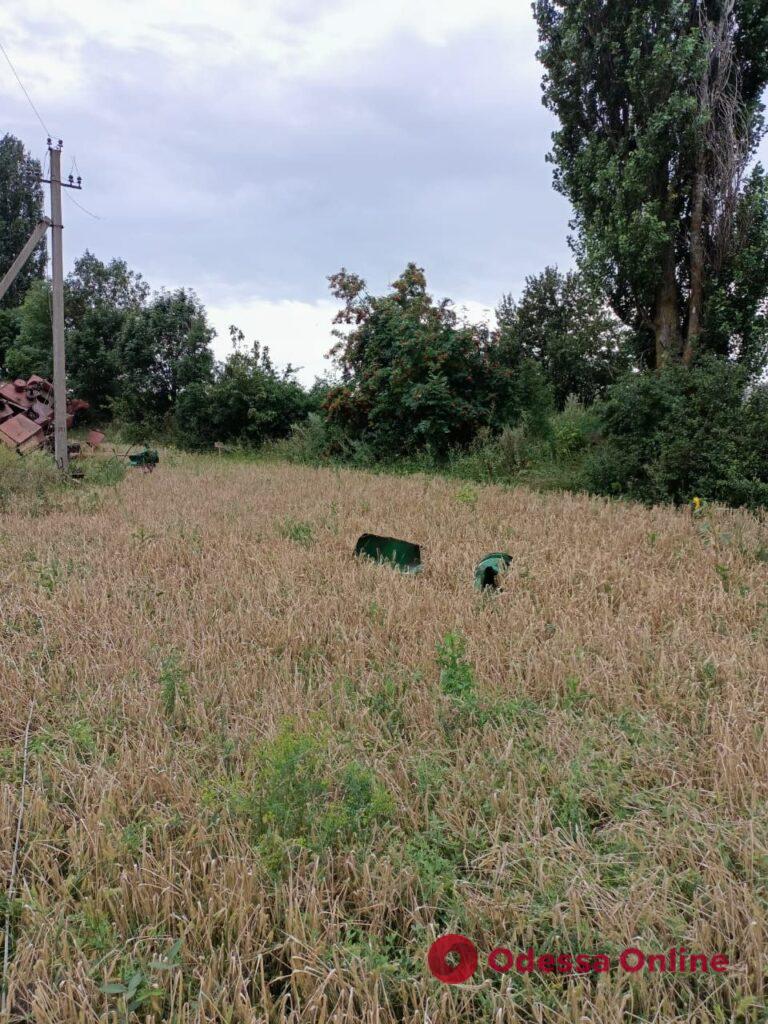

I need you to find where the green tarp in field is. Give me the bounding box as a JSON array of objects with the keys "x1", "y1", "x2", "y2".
[
  {"x1": 355, "y1": 534, "x2": 422, "y2": 574},
  {"x1": 474, "y1": 552, "x2": 511, "y2": 590}
]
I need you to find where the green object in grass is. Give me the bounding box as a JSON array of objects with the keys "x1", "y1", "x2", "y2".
[
  {"x1": 355, "y1": 534, "x2": 422, "y2": 574},
  {"x1": 474, "y1": 552, "x2": 511, "y2": 591},
  {"x1": 128, "y1": 448, "x2": 159, "y2": 468}
]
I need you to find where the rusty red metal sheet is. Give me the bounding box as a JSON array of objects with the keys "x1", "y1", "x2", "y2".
[
  {"x1": 0, "y1": 376, "x2": 89, "y2": 456},
  {"x1": 0, "y1": 381, "x2": 33, "y2": 412},
  {"x1": 87, "y1": 430, "x2": 106, "y2": 447},
  {"x1": 0, "y1": 413, "x2": 44, "y2": 452}
]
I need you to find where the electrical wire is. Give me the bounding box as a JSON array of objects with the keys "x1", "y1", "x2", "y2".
[
  {"x1": 64, "y1": 188, "x2": 103, "y2": 221},
  {"x1": 0, "y1": 39, "x2": 52, "y2": 139}
]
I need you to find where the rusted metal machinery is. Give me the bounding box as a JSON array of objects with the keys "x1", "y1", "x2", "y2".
[{"x1": 0, "y1": 376, "x2": 89, "y2": 455}]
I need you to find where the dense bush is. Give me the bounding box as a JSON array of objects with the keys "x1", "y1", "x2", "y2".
[
  {"x1": 446, "y1": 399, "x2": 600, "y2": 491},
  {"x1": 325, "y1": 264, "x2": 496, "y2": 460},
  {"x1": 267, "y1": 413, "x2": 354, "y2": 464},
  {"x1": 173, "y1": 339, "x2": 313, "y2": 450},
  {"x1": 0, "y1": 307, "x2": 20, "y2": 376},
  {"x1": 584, "y1": 358, "x2": 768, "y2": 508}
]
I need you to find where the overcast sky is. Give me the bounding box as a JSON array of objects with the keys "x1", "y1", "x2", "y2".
[{"x1": 2, "y1": 2, "x2": 766, "y2": 383}]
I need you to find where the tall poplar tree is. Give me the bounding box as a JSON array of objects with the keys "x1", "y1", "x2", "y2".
[{"x1": 534, "y1": 1, "x2": 768, "y2": 371}]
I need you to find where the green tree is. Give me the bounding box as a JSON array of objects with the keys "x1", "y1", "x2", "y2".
[
  {"x1": 486, "y1": 294, "x2": 554, "y2": 434},
  {"x1": 0, "y1": 307, "x2": 21, "y2": 376},
  {"x1": 174, "y1": 327, "x2": 311, "y2": 449},
  {"x1": 117, "y1": 288, "x2": 215, "y2": 425},
  {"x1": 0, "y1": 134, "x2": 46, "y2": 309},
  {"x1": 703, "y1": 164, "x2": 768, "y2": 377},
  {"x1": 325, "y1": 264, "x2": 494, "y2": 459},
  {"x1": 3, "y1": 279, "x2": 52, "y2": 379},
  {"x1": 494, "y1": 267, "x2": 630, "y2": 409},
  {"x1": 534, "y1": 0, "x2": 768, "y2": 370},
  {"x1": 585, "y1": 356, "x2": 768, "y2": 507},
  {"x1": 65, "y1": 252, "x2": 150, "y2": 414}
]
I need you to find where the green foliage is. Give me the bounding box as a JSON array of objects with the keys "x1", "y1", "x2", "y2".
[
  {"x1": 0, "y1": 446, "x2": 63, "y2": 513},
  {"x1": 65, "y1": 251, "x2": 150, "y2": 415},
  {"x1": 269, "y1": 412, "x2": 352, "y2": 464},
  {"x1": 444, "y1": 401, "x2": 597, "y2": 493},
  {"x1": 248, "y1": 724, "x2": 393, "y2": 857},
  {"x1": 4, "y1": 279, "x2": 53, "y2": 379},
  {"x1": 454, "y1": 483, "x2": 478, "y2": 509},
  {"x1": 704, "y1": 165, "x2": 768, "y2": 376},
  {"x1": 67, "y1": 719, "x2": 98, "y2": 760},
  {"x1": 402, "y1": 818, "x2": 464, "y2": 906},
  {"x1": 98, "y1": 938, "x2": 182, "y2": 1020},
  {"x1": 550, "y1": 398, "x2": 602, "y2": 459},
  {"x1": 325, "y1": 264, "x2": 495, "y2": 459},
  {"x1": 116, "y1": 287, "x2": 215, "y2": 425},
  {"x1": 584, "y1": 357, "x2": 768, "y2": 507},
  {"x1": 436, "y1": 632, "x2": 477, "y2": 706},
  {"x1": 173, "y1": 328, "x2": 311, "y2": 449},
  {"x1": 158, "y1": 653, "x2": 191, "y2": 726},
  {"x1": 78, "y1": 457, "x2": 127, "y2": 488},
  {"x1": 0, "y1": 306, "x2": 20, "y2": 376},
  {"x1": 278, "y1": 517, "x2": 314, "y2": 546},
  {"x1": 0, "y1": 445, "x2": 128, "y2": 516},
  {"x1": 0, "y1": 135, "x2": 46, "y2": 309},
  {"x1": 534, "y1": 1, "x2": 768, "y2": 370},
  {"x1": 494, "y1": 267, "x2": 631, "y2": 409}
]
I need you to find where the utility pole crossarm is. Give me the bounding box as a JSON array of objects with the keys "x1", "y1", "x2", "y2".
[{"x1": 0, "y1": 218, "x2": 51, "y2": 303}]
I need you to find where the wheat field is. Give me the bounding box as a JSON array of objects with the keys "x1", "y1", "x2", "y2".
[{"x1": 1, "y1": 455, "x2": 767, "y2": 1023}]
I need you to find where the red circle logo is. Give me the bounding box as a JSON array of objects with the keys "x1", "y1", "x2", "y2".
[{"x1": 427, "y1": 934, "x2": 478, "y2": 984}]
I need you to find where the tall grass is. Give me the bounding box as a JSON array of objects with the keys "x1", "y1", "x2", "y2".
[
  {"x1": 1, "y1": 454, "x2": 766, "y2": 1022},
  {"x1": 0, "y1": 446, "x2": 127, "y2": 516},
  {"x1": 0, "y1": 447, "x2": 64, "y2": 514}
]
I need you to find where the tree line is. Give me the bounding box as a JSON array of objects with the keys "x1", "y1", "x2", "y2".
[
  {"x1": 0, "y1": 137, "x2": 312, "y2": 447},
  {"x1": 2, "y1": 0, "x2": 768, "y2": 507}
]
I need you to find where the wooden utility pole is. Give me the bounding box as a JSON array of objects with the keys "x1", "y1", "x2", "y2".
[{"x1": 48, "y1": 142, "x2": 67, "y2": 470}]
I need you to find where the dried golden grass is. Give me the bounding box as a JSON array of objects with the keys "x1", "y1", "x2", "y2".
[{"x1": 1, "y1": 455, "x2": 767, "y2": 1023}]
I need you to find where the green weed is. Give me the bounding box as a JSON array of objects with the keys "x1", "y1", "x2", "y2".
[
  {"x1": 158, "y1": 653, "x2": 191, "y2": 726},
  {"x1": 436, "y1": 632, "x2": 477, "y2": 706},
  {"x1": 278, "y1": 517, "x2": 314, "y2": 546},
  {"x1": 247, "y1": 724, "x2": 393, "y2": 862}
]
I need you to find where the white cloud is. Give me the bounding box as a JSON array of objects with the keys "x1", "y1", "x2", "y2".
[
  {"x1": 0, "y1": 0, "x2": 535, "y2": 101},
  {"x1": 205, "y1": 293, "x2": 497, "y2": 386},
  {"x1": 206, "y1": 296, "x2": 339, "y2": 384},
  {"x1": 0, "y1": 0, "x2": 569, "y2": 367}
]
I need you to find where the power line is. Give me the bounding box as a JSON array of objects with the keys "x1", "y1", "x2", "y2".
[
  {"x1": 64, "y1": 188, "x2": 103, "y2": 221},
  {"x1": 0, "y1": 39, "x2": 52, "y2": 139}
]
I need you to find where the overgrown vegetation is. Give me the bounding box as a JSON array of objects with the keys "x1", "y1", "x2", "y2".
[
  {"x1": 0, "y1": 445, "x2": 127, "y2": 514},
  {"x1": 2, "y1": 457, "x2": 767, "y2": 1021},
  {"x1": 4, "y1": 102, "x2": 768, "y2": 508}
]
